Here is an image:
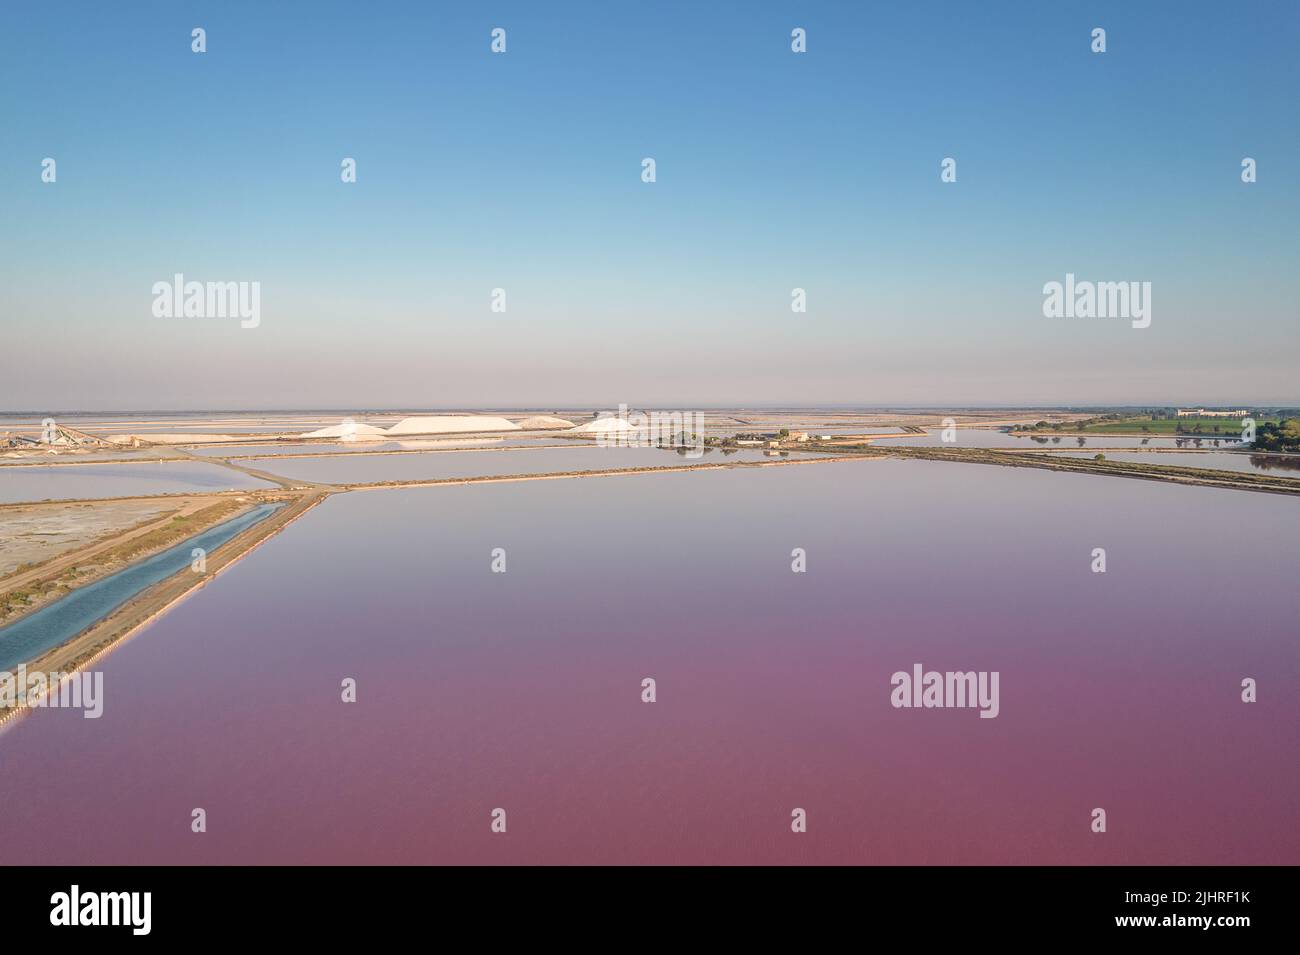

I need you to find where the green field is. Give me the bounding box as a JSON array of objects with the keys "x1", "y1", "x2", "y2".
[{"x1": 1079, "y1": 416, "x2": 1273, "y2": 435}]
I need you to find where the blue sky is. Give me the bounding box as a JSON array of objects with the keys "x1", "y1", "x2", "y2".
[{"x1": 1, "y1": 1, "x2": 1297, "y2": 409}]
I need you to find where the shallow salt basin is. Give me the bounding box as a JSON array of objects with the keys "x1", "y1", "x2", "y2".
[
  {"x1": 0, "y1": 458, "x2": 1295, "y2": 865},
  {"x1": 0, "y1": 461, "x2": 274, "y2": 503},
  {"x1": 1050, "y1": 450, "x2": 1300, "y2": 477},
  {"x1": 240, "y1": 445, "x2": 809, "y2": 484},
  {"x1": 0, "y1": 450, "x2": 177, "y2": 464}
]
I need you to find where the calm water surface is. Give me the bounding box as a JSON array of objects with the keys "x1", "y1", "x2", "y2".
[
  {"x1": 1052, "y1": 450, "x2": 1300, "y2": 477},
  {"x1": 883, "y1": 430, "x2": 1244, "y2": 450},
  {"x1": 0, "y1": 450, "x2": 175, "y2": 463},
  {"x1": 0, "y1": 462, "x2": 274, "y2": 503},
  {"x1": 0, "y1": 460, "x2": 1295, "y2": 864},
  {"x1": 242, "y1": 446, "x2": 807, "y2": 483}
]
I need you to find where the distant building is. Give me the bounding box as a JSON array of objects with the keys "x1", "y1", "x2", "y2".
[{"x1": 1176, "y1": 408, "x2": 1248, "y2": 418}]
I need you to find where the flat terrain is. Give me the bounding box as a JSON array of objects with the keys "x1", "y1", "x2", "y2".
[
  {"x1": 0, "y1": 499, "x2": 184, "y2": 576},
  {"x1": 0, "y1": 495, "x2": 261, "y2": 626}
]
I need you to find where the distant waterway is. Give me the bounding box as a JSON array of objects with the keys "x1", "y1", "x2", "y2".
[{"x1": 0, "y1": 503, "x2": 282, "y2": 670}]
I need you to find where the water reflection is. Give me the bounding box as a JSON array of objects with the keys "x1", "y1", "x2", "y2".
[{"x1": 1249, "y1": 454, "x2": 1300, "y2": 473}]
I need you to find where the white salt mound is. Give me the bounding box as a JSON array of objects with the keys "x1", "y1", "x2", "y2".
[
  {"x1": 568, "y1": 418, "x2": 645, "y2": 436},
  {"x1": 386, "y1": 415, "x2": 522, "y2": 435},
  {"x1": 300, "y1": 418, "x2": 390, "y2": 442},
  {"x1": 395, "y1": 438, "x2": 502, "y2": 449},
  {"x1": 517, "y1": 416, "x2": 575, "y2": 430}
]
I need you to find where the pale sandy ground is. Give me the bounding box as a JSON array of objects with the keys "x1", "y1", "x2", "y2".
[
  {"x1": 106, "y1": 434, "x2": 250, "y2": 445},
  {"x1": 0, "y1": 499, "x2": 186, "y2": 576}
]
